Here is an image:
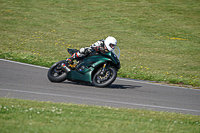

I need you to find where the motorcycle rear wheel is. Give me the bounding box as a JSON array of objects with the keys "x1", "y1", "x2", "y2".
[
  {"x1": 92, "y1": 67, "x2": 117, "y2": 87},
  {"x1": 47, "y1": 60, "x2": 67, "y2": 83}
]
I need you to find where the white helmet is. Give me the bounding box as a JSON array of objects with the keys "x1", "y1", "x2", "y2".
[{"x1": 104, "y1": 36, "x2": 117, "y2": 51}]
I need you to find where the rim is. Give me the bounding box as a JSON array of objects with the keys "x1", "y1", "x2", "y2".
[{"x1": 96, "y1": 69, "x2": 113, "y2": 84}]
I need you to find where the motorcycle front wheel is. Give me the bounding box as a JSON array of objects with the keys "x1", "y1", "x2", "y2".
[
  {"x1": 92, "y1": 67, "x2": 117, "y2": 87},
  {"x1": 47, "y1": 60, "x2": 67, "y2": 83}
]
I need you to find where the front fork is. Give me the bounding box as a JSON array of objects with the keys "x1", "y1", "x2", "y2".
[
  {"x1": 101, "y1": 63, "x2": 107, "y2": 75},
  {"x1": 98, "y1": 63, "x2": 111, "y2": 82}
]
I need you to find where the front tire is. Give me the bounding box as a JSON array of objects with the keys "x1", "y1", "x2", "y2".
[
  {"x1": 47, "y1": 60, "x2": 67, "y2": 83},
  {"x1": 92, "y1": 67, "x2": 117, "y2": 87}
]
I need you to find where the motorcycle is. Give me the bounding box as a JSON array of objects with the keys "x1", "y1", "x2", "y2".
[{"x1": 47, "y1": 46, "x2": 121, "y2": 87}]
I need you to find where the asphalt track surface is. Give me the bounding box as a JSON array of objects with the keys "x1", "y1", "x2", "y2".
[{"x1": 0, "y1": 59, "x2": 200, "y2": 116}]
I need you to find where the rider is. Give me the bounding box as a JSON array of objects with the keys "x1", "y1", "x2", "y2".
[{"x1": 66, "y1": 36, "x2": 117, "y2": 63}]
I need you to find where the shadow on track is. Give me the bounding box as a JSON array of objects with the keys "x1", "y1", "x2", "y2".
[
  {"x1": 62, "y1": 81, "x2": 142, "y2": 89},
  {"x1": 108, "y1": 84, "x2": 142, "y2": 89}
]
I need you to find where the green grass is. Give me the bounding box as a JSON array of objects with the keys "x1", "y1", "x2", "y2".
[
  {"x1": 0, "y1": 98, "x2": 200, "y2": 133},
  {"x1": 0, "y1": 0, "x2": 200, "y2": 87}
]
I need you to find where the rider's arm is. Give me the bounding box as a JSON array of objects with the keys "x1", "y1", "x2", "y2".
[{"x1": 90, "y1": 39, "x2": 105, "y2": 52}]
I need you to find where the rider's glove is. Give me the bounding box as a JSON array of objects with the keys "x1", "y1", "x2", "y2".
[{"x1": 99, "y1": 47, "x2": 104, "y2": 52}]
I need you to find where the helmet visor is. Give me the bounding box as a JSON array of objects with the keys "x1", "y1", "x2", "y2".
[{"x1": 109, "y1": 43, "x2": 115, "y2": 49}]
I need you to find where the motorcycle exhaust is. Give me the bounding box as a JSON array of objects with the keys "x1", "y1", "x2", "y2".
[{"x1": 61, "y1": 63, "x2": 71, "y2": 73}]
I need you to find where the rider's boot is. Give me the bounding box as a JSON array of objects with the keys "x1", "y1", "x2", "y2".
[
  {"x1": 66, "y1": 53, "x2": 76, "y2": 64},
  {"x1": 66, "y1": 57, "x2": 74, "y2": 64}
]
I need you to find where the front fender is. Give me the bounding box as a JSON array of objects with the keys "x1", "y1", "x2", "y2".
[{"x1": 91, "y1": 58, "x2": 111, "y2": 68}]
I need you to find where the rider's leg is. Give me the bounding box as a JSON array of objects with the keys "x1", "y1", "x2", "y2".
[{"x1": 66, "y1": 52, "x2": 85, "y2": 63}]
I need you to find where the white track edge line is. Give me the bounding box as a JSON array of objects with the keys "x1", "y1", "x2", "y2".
[
  {"x1": 0, "y1": 59, "x2": 49, "y2": 69},
  {"x1": 1, "y1": 88, "x2": 200, "y2": 113}
]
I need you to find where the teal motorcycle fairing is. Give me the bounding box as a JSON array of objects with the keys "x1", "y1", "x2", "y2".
[{"x1": 66, "y1": 51, "x2": 117, "y2": 82}]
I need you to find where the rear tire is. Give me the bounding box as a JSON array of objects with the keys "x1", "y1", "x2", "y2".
[
  {"x1": 47, "y1": 60, "x2": 67, "y2": 83},
  {"x1": 92, "y1": 67, "x2": 117, "y2": 87}
]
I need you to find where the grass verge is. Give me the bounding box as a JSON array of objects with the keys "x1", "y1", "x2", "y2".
[{"x1": 0, "y1": 98, "x2": 200, "y2": 133}]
